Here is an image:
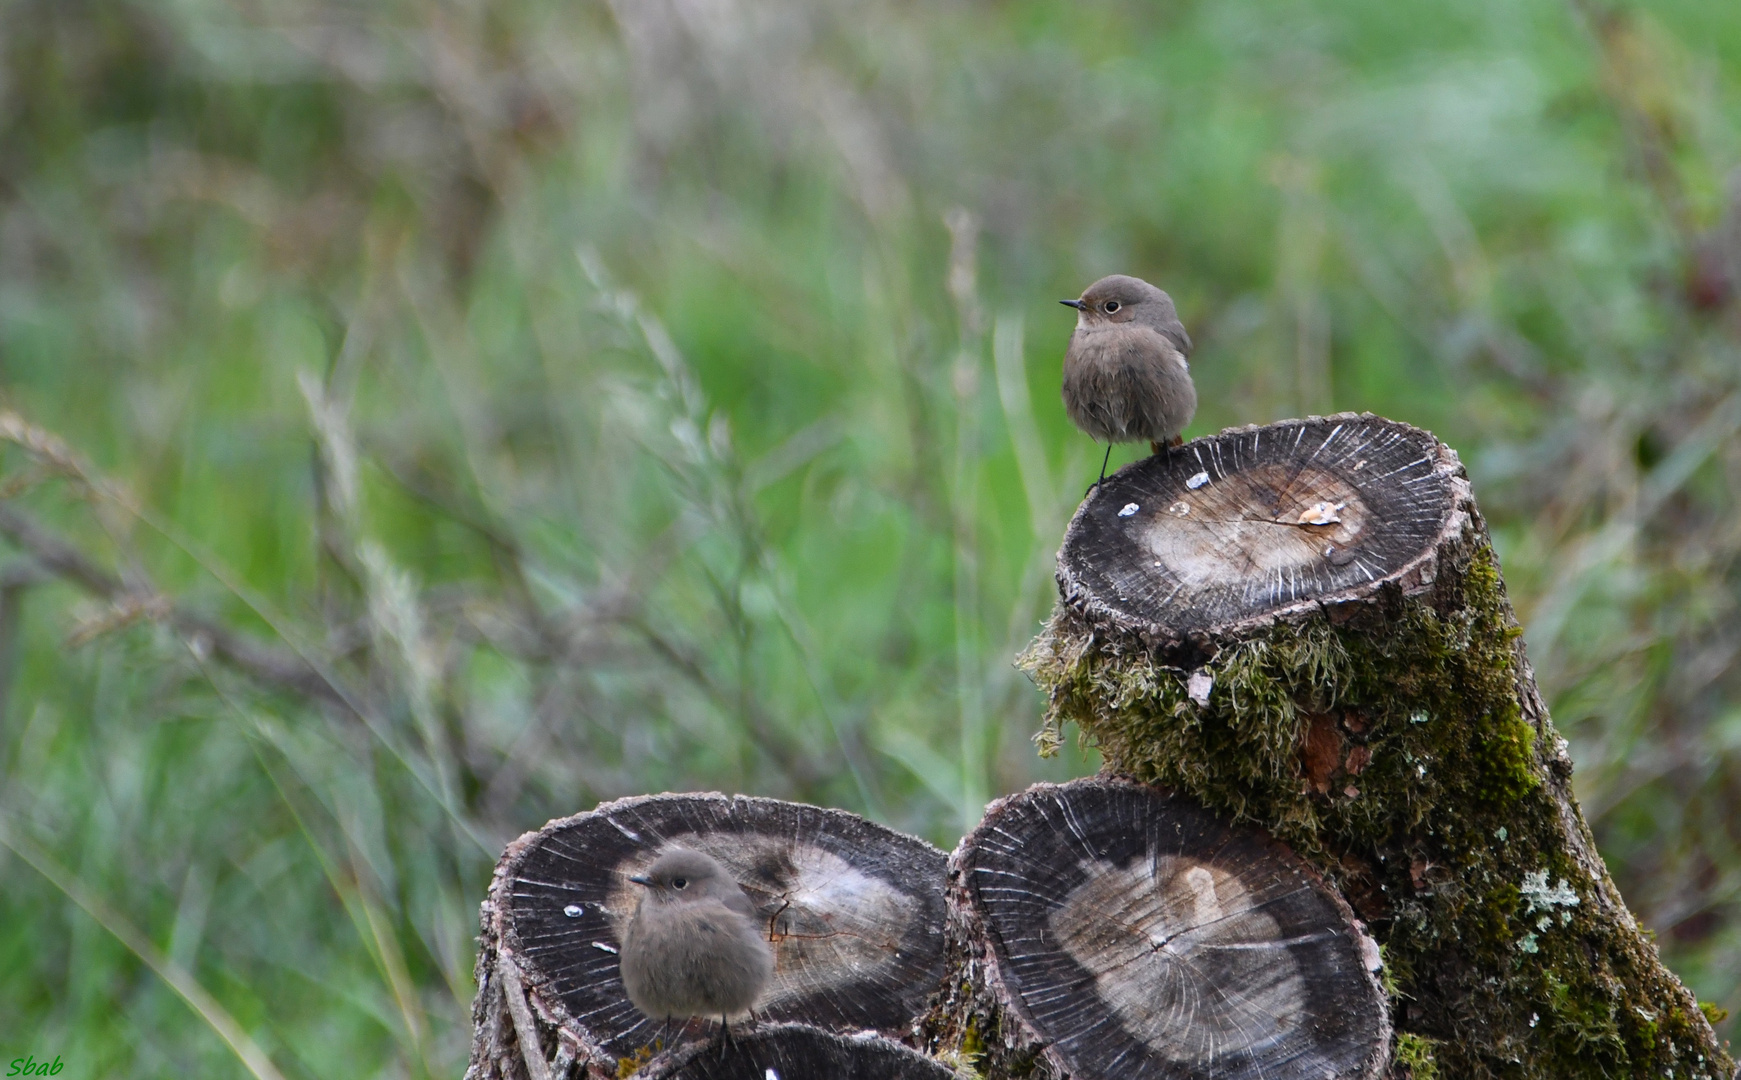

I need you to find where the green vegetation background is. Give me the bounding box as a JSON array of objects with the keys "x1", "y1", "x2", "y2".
[{"x1": 1, "y1": 0, "x2": 1738, "y2": 1074}]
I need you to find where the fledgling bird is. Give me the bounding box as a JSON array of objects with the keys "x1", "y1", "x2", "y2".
[
  {"x1": 618, "y1": 847, "x2": 774, "y2": 1035},
  {"x1": 1060, "y1": 274, "x2": 1196, "y2": 483}
]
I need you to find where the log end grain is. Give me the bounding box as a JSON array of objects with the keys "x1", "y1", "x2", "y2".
[
  {"x1": 477, "y1": 793, "x2": 948, "y2": 1073},
  {"x1": 643, "y1": 1022, "x2": 960, "y2": 1080},
  {"x1": 1057, "y1": 414, "x2": 1466, "y2": 653},
  {"x1": 947, "y1": 777, "x2": 1390, "y2": 1080}
]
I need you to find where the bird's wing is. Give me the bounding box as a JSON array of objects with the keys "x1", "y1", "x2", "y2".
[
  {"x1": 1158, "y1": 321, "x2": 1192, "y2": 357},
  {"x1": 1114, "y1": 324, "x2": 1186, "y2": 370},
  {"x1": 721, "y1": 883, "x2": 759, "y2": 921}
]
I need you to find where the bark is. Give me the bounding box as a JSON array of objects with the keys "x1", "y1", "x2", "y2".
[
  {"x1": 1014, "y1": 413, "x2": 1735, "y2": 1079},
  {"x1": 464, "y1": 792, "x2": 949, "y2": 1080},
  {"x1": 927, "y1": 776, "x2": 1391, "y2": 1080}
]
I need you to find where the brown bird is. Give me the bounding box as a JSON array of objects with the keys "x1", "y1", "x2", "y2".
[
  {"x1": 1060, "y1": 274, "x2": 1196, "y2": 483},
  {"x1": 618, "y1": 848, "x2": 774, "y2": 1036}
]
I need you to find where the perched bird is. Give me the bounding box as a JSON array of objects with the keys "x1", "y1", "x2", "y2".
[
  {"x1": 618, "y1": 847, "x2": 774, "y2": 1033},
  {"x1": 1060, "y1": 274, "x2": 1196, "y2": 483}
]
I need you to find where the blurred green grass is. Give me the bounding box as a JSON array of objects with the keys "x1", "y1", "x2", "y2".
[{"x1": 1, "y1": 0, "x2": 1740, "y2": 1074}]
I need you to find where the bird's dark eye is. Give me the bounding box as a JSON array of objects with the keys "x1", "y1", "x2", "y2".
[
  {"x1": 1104, "y1": 301, "x2": 1121, "y2": 313},
  {"x1": 672, "y1": 877, "x2": 688, "y2": 889}
]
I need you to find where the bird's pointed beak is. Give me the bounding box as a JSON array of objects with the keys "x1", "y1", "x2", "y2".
[
  {"x1": 628, "y1": 875, "x2": 652, "y2": 886},
  {"x1": 1060, "y1": 299, "x2": 1085, "y2": 310}
]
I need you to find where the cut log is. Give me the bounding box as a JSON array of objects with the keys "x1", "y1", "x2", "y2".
[
  {"x1": 1021, "y1": 414, "x2": 1736, "y2": 1079},
  {"x1": 639, "y1": 1022, "x2": 959, "y2": 1080},
  {"x1": 465, "y1": 793, "x2": 949, "y2": 1080},
  {"x1": 1058, "y1": 413, "x2": 1453, "y2": 657},
  {"x1": 929, "y1": 776, "x2": 1389, "y2": 1080}
]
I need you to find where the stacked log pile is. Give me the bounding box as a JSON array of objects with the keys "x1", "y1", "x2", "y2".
[{"x1": 467, "y1": 415, "x2": 1734, "y2": 1080}]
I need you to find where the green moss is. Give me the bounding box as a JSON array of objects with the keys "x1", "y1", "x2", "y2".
[
  {"x1": 923, "y1": 971, "x2": 1041, "y2": 1080},
  {"x1": 934, "y1": 1019, "x2": 989, "y2": 1080},
  {"x1": 1394, "y1": 1033, "x2": 1439, "y2": 1079},
  {"x1": 959, "y1": 1016, "x2": 984, "y2": 1063},
  {"x1": 615, "y1": 1044, "x2": 656, "y2": 1077},
  {"x1": 1020, "y1": 544, "x2": 1733, "y2": 1080}
]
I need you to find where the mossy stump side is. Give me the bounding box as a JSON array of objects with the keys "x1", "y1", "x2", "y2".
[{"x1": 1018, "y1": 415, "x2": 1733, "y2": 1080}]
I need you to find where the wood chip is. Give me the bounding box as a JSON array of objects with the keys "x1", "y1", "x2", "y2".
[{"x1": 1298, "y1": 500, "x2": 1346, "y2": 526}]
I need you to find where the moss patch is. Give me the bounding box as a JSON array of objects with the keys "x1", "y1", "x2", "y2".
[
  {"x1": 1020, "y1": 544, "x2": 1733, "y2": 1080},
  {"x1": 1393, "y1": 1032, "x2": 1439, "y2": 1080}
]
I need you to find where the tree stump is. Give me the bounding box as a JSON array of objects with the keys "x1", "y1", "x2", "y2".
[
  {"x1": 636, "y1": 1022, "x2": 959, "y2": 1080},
  {"x1": 930, "y1": 776, "x2": 1390, "y2": 1080},
  {"x1": 1020, "y1": 414, "x2": 1735, "y2": 1079},
  {"x1": 465, "y1": 793, "x2": 949, "y2": 1080}
]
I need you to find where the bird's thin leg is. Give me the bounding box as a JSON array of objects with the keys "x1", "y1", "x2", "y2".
[{"x1": 1087, "y1": 443, "x2": 1112, "y2": 497}]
